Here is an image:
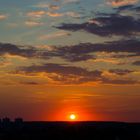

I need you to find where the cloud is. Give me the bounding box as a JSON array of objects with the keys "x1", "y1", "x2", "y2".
[
  {"x1": 46, "y1": 12, "x2": 63, "y2": 17},
  {"x1": 15, "y1": 63, "x2": 139, "y2": 85},
  {"x1": 27, "y1": 10, "x2": 63, "y2": 18},
  {"x1": 91, "y1": 58, "x2": 121, "y2": 64},
  {"x1": 133, "y1": 6, "x2": 140, "y2": 11},
  {"x1": 27, "y1": 10, "x2": 80, "y2": 18},
  {"x1": 109, "y1": 69, "x2": 133, "y2": 75},
  {"x1": 0, "y1": 43, "x2": 31, "y2": 57},
  {"x1": 0, "y1": 14, "x2": 7, "y2": 20},
  {"x1": 27, "y1": 11, "x2": 46, "y2": 18},
  {"x1": 0, "y1": 42, "x2": 55, "y2": 60},
  {"x1": 114, "y1": 4, "x2": 135, "y2": 11},
  {"x1": 0, "y1": 39, "x2": 139, "y2": 62},
  {"x1": 36, "y1": 45, "x2": 55, "y2": 51},
  {"x1": 57, "y1": 39, "x2": 140, "y2": 62},
  {"x1": 107, "y1": 0, "x2": 138, "y2": 7},
  {"x1": 0, "y1": 40, "x2": 138, "y2": 85},
  {"x1": 56, "y1": 13, "x2": 140, "y2": 36},
  {"x1": 132, "y1": 61, "x2": 140, "y2": 65},
  {"x1": 34, "y1": 3, "x2": 60, "y2": 10},
  {"x1": 62, "y1": 54, "x2": 94, "y2": 62},
  {"x1": 0, "y1": 57, "x2": 11, "y2": 67},
  {"x1": 3, "y1": 53, "x2": 27, "y2": 60},
  {"x1": 18, "y1": 63, "x2": 100, "y2": 77},
  {"x1": 17, "y1": 63, "x2": 102, "y2": 84},
  {"x1": 62, "y1": 0, "x2": 80, "y2": 4},
  {"x1": 113, "y1": 4, "x2": 140, "y2": 20},
  {"x1": 19, "y1": 81, "x2": 39, "y2": 85},
  {"x1": 0, "y1": 43, "x2": 46, "y2": 58},
  {"x1": 48, "y1": 5, "x2": 60, "y2": 10},
  {"x1": 65, "y1": 12, "x2": 81, "y2": 18},
  {"x1": 25, "y1": 21, "x2": 44, "y2": 27},
  {"x1": 39, "y1": 31, "x2": 71, "y2": 40},
  {"x1": 46, "y1": 11, "x2": 81, "y2": 18},
  {"x1": 102, "y1": 78, "x2": 138, "y2": 84},
  {"x1": 101, "y1": 70, "x2": 139, "y2": 84}
]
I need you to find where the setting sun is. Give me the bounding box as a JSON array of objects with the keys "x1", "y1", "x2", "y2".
[{"x1": 69, "y1": 114, "x2": 76, "y2": 120}]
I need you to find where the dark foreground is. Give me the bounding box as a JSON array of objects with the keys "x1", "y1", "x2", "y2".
[{"x1": 0, "y1": 121, "x2": 140, "y2": 140}]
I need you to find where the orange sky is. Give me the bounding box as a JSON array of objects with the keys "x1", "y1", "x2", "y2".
[{"x1": 0, "y1": 84, "x2": 140, "y2": 122}]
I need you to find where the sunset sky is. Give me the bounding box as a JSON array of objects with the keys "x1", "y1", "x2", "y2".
[{"x1": 0, "y1": 0, "x2": 140, "y2": 122}]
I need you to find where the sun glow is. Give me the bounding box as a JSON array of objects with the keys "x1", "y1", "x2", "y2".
[{"x1": 69, "y1": 114, "x2": 76, "y2": 120}]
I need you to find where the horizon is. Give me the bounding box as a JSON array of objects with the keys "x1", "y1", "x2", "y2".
[{"x1": 0, "y1": 117, "x2": 140, "y2": 123}]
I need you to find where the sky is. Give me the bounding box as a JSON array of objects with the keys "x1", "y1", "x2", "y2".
[{"x1": 0, "y1": 0, "x2": 140, "y2": 122}]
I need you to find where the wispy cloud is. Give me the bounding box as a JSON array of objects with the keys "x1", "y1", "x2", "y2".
[
  {"x1": 33, "y1": 3, "x2": 60, "y2": 10},
  {"x1": 25, "y1": 21, "x2": 44, "y2": 27},
  {"x1": 27, "y1": 10, "x2": 80, "y2": 18},
  {"x1": 62, "y1": 0, "x2": 80, "y2": 4},
  {"x1": 0, "y1": 14, "x2": 7, "y2": 20},
  {"x1": 107, "y1": 0, "x2": 138, "y2": 7},
  {"x1": 27, "y1": 11, "x2": 46, "y2": 18},
  {"x1": 39, "y1": 31, "x2": 71, "y2": 40},
  {"x1": 46, "y1": 12, "x2": 63, "y2": 17}
]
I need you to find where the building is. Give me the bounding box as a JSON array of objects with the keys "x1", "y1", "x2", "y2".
[{"x1": 14, "y1": 118, "x2": 23, "y2": 123}]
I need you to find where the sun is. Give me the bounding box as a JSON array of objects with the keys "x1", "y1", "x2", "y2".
[{"x1": 69, "y1": 114, "x2": 76, "y2": 120}]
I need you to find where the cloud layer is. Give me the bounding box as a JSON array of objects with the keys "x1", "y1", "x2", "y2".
[
  {"x1": 0, "y1": 0, "x2": 140, "y2": 86},
  {"x1": 56, "y1": 13, "x2": 140, "y2": 36},
  {"x1": 1, "y1": 39, "x2": 140, "y2": 62},
  {"x1": 15, "y1": 63, "x2": 139, "y2": 85},
  {"x1": 107, "y1": 0, "x2": 138, "y2": 7}
]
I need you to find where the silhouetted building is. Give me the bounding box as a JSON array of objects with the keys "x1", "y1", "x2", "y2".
[
  {"x1": 14, "y1": 118, "x2": 23, "y2": 123},
  {"x1": 0, "y1": 121, "x2": 140, "y2": 140},
  {"x1": 2, "y1": 117, "x2": 11, "y2": 124}
]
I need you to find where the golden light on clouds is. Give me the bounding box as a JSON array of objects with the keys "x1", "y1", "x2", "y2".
[
  {"x1": 0, "y1": 14, "x2": 7, "y2": 20},
  {"x1": 107, "y1": 0, "x2": 138, "y2": 7},
  {"x1": 27, "y1": 11, "x2": 46, "y2": 18}
]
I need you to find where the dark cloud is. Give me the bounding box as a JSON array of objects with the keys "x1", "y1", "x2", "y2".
[
  {"x1": 16, "y1": 63, "x2": 139, "y2": 85},
  {"x1": 0, "y1": 42, "x2": 94, "y2": 62},
  {"x1": 0, "y1": 43, "x2": 53, "y2": 59},
  {"x1": 19, "y1": 63, "x2": 101, "y2": 78},
  {"x1": 59, "y1": 54, "x2": 94, "y2": 62},
  {"x1": 115, "y1": 5, "x2": 140, "y2": 12},
  {"x1": 17, "y1": 63, "x2": 102, "y2": 84},
  {"x1": 0, "y1": 43, "x2": 36, "y2": 57},
  {"x1": 0, "y1": 39, "x2": 140, "y2": 62},
  {"x1": 57, "y1": 40, "x2": 140, "y2": 61},
  {"x1": 56, "y1": 13, "x2": 140, "y2": 36},
  {"x1": 109, "y1": 69, "x2": 133, "y2": 75},
  {"x1": 102, "y1": 78, "x2": 139, "y2": 85},
  {"x1": 132, "y1": 61, "x2": 140, "y2": 66},
  {"x1": 133, "y1": 6, "x2": 140, "y2": 11},
  {"x1": 56, "y1": 0, "x2": 140, "y2": 37},
  {"x1": 114, "y1": 5, "x2": 134, "y2": 11},
  {"x1": 19, "y1": 81, "x2": 39, "y2": 85},
  {"x1": 111, "y1": 53, "x2": 139, "y2": 58}
]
